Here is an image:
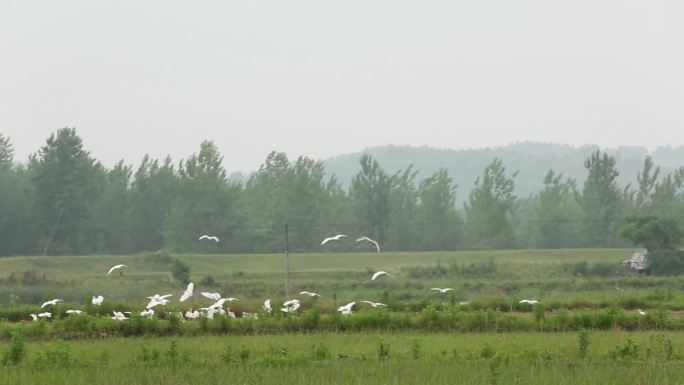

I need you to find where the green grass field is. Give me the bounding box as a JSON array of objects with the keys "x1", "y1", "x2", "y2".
[
  {"x1": 3, "y1": 331, "x2": 684, "y2": 384},
  {"x1": 0, "y1": 248, "x2": 634, "y2": 306},
  {"x1": 4, "y1": 249, "x2": 684, "y2": 384}
]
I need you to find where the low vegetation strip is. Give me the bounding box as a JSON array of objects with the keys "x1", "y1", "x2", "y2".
[{"x1": 0, "y1": 305, "x2": 679, "y2": 342}]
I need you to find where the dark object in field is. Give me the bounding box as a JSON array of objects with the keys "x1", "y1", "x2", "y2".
[{"x1": 337, "y1": 353, "x2": 349, "y2": 359}]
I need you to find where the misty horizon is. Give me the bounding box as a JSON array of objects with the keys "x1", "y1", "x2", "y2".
[{"x1": 3, "y1": 1, "x2": 683, "y2": 173}]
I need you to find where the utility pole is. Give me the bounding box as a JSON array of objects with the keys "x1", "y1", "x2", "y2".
[{"x1": 284, "y1": 223, "x2": 290, "y2": 298}]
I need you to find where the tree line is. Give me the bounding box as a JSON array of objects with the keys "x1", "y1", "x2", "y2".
[{"x1": 1, "y1": 128, "x2": 684, "y2": 256}]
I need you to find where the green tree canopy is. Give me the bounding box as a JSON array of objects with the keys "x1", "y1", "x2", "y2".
[
  {"x1": 464, "y1": 158, "x2": 517, "y2": 248},
  {"x1": 29, "y1": 128, "x2": 102, "y2": 255},
  {"x1": 578, "y1": 150, "x2": 622, "y2": 247}
]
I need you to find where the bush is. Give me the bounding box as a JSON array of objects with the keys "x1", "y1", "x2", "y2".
[
  {"x1": 2, "y1": 333, "x2": 25, "y2": 365},
  {"x1": 171, "y1": 259, "x2": 191, "y2": 285}
]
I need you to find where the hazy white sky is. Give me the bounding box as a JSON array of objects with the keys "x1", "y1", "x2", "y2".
[{"x1": 2, "y1": 0, "x2": 683, "y2": 172}]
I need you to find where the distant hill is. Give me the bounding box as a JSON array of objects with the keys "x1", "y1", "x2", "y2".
[{"x1": 321, "y1": 142, "x2": 684, "y2": 201}]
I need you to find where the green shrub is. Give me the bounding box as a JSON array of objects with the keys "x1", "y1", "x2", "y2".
[
  {"x1": 2, "y1": 333, "x2": 25, "y2": 365},
  {"x1": 578, "y1": 329, "x2": 590, "y2": 358},
  {"x1": 171, "y1": 259, "x2": 191, "y2": 285}
]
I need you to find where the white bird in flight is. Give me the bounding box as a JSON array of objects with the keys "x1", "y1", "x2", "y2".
[
  {"x1": 337, "y1": 302, "x2": 356, "y2": 315},
  {"x1": 263, "y1": 299, "x2": 272, "y2": 313},
  {"x1": 371, "y1": 271, "x2": 389, "y2": 281},
  {"x1": 41, "y1": 298, "x2": 63, "y2": 308},
  {"x1": 112, "y1": 311, "x2": 129, "y2": 321},
  {"x1": 91, "y1": 295, "x2": 104, "y2": 306},
  {"x1": 281, "y1": 299, "x2": 301, "y2": 313},
  {"x1": 180, "y1": 282, "x2": 194, "y2": 302},
  {"x1": 356, "y1": 236, "x2": 380, "y2": 252},
  {"x1": 209, "y1": 298, "x2": 237, "y2": 310},
  {"x1": 38, "y1": 312, "x2": 52, "y2": 319},
  {"x1": 519, "y1": 299, "x2": 539, "y2": 305},
  {"x1": 107, "y1": 264, "x2": 128, "y2": 276},
  {"x1": 299, "y1": 291, "x2": 321, "y2": 297},
  {"x1": 146, "y1": 294, "x2": 173, "y2": 309},
  {"x1": 321, "y1": 234, "x2": 347, "y2": 245},
  {"x1": 199, "y1": 235, "x2": 220, "y2": 242},
  {"x1": 65, "y1": 309, "x2": 84, "y2": 315},
  {"x1": 30, "y1": 314, "x2": 38, "y2": 321},
  {"x1": 360, "y1": 300, "x2": 386, "y2": 308},
  {"x1": 201, "y1": 292, "x2": 222, "y2": 301},
  {"x1": 431, "y1": 288, "x2": 454, "y2": 293}
]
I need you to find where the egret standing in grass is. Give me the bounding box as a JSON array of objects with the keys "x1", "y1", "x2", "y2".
[
  {"x1": 263, "y1": 299, "x2": 272, "y2": 314},
  {"x1": 91, "y1": 295, "x2": 104, "y2": 306}
]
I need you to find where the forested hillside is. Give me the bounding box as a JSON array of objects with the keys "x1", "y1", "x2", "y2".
[
  {"x1": 323, "y1": 143, "x2": 684, "y2": 199},
  {"x1": 1, "y1": 128, "x2": 684, "y2": 256}
]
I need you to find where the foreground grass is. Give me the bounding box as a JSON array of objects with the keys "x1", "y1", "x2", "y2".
[{"x1": 2, "y1": 331, "x2": 684, "y2": 384}]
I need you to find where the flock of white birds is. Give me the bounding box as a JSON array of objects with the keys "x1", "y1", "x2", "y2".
[{"x1": 28, "y1": 233, "x2": 542, "y2": 322}]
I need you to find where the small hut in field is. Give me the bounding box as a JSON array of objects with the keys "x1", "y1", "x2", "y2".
[{"x1": 622, "y1": 249, "x2": 650, "y2": 274}]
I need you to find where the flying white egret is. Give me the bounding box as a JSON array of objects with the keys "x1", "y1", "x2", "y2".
[
  {"x1": 321, "y1": 234, "x2": 347, "y2": 245},
  {"x1": 299, "y1": 291, "x2": 321, "y2": 297},
  {"x1": 198, "y1": 235, "x2": 220, "y2": 242},
  {"x1": 281, "y1": 299, "x2": 301, "y2": 313},
  {"x1": 107, "y1": 264, "x2": 128, "y2": 276},
  {"x1": 209, "y1": 298, "x2": 238, "y2": 310},
  {"x1": 458, "y1": 301, "x2": 470, "y2": 306},
  {"x1": 519, "y1": 299, "x2": 539, "y2": 305},
  {"x1": 638, "y1": 309, "x2": 647, "y2": 316},
  {"x1": 201, "y1": 292, "x2": 221, "y2": 301},
  {"x1": 91, "y1": 295, "x2": 104, "y2": 306},
  {"x1": 371, "y1": 271, "x2": 389, "y2": 281},
  {"x1": 112, "y1": 311, "x2": 128, "y2": 321},
  {"x1": 360, "y1": 300, "x2": 386, "y2": 308},
  {"x1": 185, "y1": 309, "x2": 200, "y2": 319},
  {"x1": 30, "y1": 314, "x2": 38, "y2": 321},
  {"x1": 430, "y1": 288, "x2": 454, "y2": 293},
  {"x1": 146, "y1": 294, "x2": 172, "y2": 309},
  {"x1": 65, "y1": 309, "x2": 83, "y2": 315},
  {"x1": 263, "y1": 299, "x2": 272, "y2": 313},
  {"x1": 356, "y1": 236, "x2": 380, "y2": 252},
  {"x1": 337, "y1": 302, "x2": 356, "y2": 315},
  {"x1": 38, "y1": 312, "x2": 52, "y2": 318},
  {"x1": 40, "y1": 298, "x2": 63, "y2": 308},
  {"x1": 180, "y1": 282, "x2": 194, "y2": 302}
]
